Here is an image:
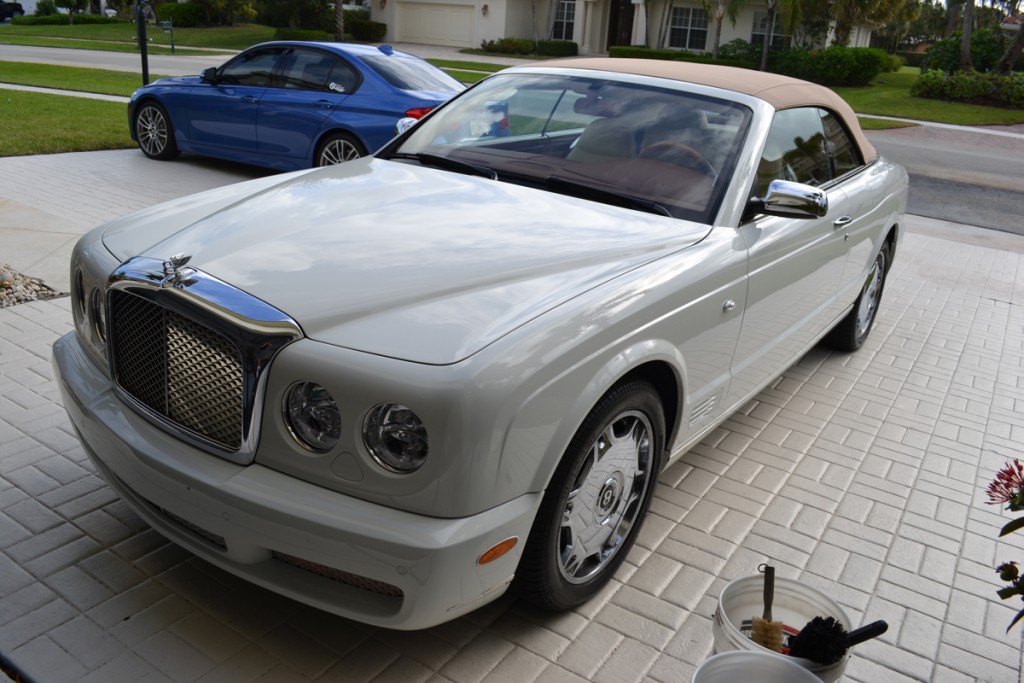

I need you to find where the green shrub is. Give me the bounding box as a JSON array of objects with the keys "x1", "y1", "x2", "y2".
[
  {"x1": 920, "y1": 28, "x2": 1007, "y2": 73},
  {"x1": 884, "y1": 54, "x2": 905, "y2": 72},
  {"x1": 718, "y1": 38, "x2": 762, "y2": 64},
  {"x1": 771, "y1": 46, "x2": 889, "y2": 86},
  {"x1": 536, "y1": 40, "x2": 577, "y2": 57},
  {"x1": 154, "y1": 1, "x2": 205, "y2": 27},
  {"x1": 480, "y1": 37, "x2": 535, "y2": 55},
  {"x1": 349, "y1": 19, "x2": 386, "y2": 42},
  {"x1": 33, "y1": 0, "x2": 58, "y2": 16},
  {"x1": 912, "y1": 69, "x2": 1024, "y2": 108},
  {"x1": 273, "y1": 28, "x2": 334, "y2": 41}
]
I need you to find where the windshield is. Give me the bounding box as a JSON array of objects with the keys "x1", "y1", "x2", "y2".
[
  {"x1": 361, "y1": 53, "x2": 465, "y2": 93},
  {"x1": 386, "y1": 72, "x2": 752, "y2": 222}
]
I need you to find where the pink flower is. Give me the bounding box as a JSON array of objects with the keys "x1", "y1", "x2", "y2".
[{"x1": 987, "y1": 460, "x2": 1024, "y2": 506}]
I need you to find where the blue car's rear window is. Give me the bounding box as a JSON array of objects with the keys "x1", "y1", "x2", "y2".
[{"x1": 361, "y1": 54, "x2": 464, "y2": 94}]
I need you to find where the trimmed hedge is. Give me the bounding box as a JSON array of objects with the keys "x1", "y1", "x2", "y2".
[
  {"x1": 537, "y1": 40, "x2": 578, "y2": 57},
  {"x1": 608, "y1": 45, "x2": 754, "y2": 70},
  {"x1": 274, "y1": 28, "x2": 334, "y2": 41},
  {"x1": 912, "y1": 69, "x2": 1024, "y2": 108},
  {"x1": 480, "y1": 37, "x2": 534, "y2": 55},
  {"x1": 349, "y1": 19, "x2": 386, "y2": 42},
  {"x1": 13, "y1": 13, "x2": 120, "y2": 24},
  {"x1": 771, "y1": 46, "x2": 889, "y2": 86},
  {"x1": 154, "y1": 1, "x2": 205, "y2": 27}
]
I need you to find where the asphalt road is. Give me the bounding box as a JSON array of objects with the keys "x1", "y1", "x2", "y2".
[{"x1": 865, "y1": 124, "x2": 1024, "y2": 236}]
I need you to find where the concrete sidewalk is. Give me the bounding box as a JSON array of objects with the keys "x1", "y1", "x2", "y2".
[{"x1": 2, "y1": 152, "x2": 1024, "y2": 682}]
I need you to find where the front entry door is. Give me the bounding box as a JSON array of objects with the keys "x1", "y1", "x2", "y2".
[{"x1": 606, "y1": 0, "x2": 635, "y2": 48}]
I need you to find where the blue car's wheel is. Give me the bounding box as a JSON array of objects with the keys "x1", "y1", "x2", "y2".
[
  {"x1": 315, "y1": 133, "x2": 366, "y2": 166},
  {"x1": 134, "y1": 102, "x2": 179, "y2": 161}
]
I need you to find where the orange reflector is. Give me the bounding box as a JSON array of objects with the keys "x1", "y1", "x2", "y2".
[{"x1": 478, "y1": 537, "x2": 518, "y2": 565}]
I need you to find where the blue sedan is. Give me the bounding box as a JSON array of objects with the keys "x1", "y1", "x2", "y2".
[{"x1": 129, "y1": 42, "x2": 465, "y2": 170}]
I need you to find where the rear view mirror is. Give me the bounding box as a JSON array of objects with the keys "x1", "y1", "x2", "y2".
[
  {"x1": 201, "y1": 67, "x2": 218, "y2": 84},
  {"x1": 395, "y1": 117, "x2": 418, "y2": 136}
]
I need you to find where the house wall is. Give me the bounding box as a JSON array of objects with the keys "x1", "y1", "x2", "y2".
[{"x1": 381, "y1": 0, "x2": 871, "y2": 54}]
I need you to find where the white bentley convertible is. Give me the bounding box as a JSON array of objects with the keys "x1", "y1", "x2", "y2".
[{"x1": 54, "y1": 59, "x2": 908, "y2": 629}]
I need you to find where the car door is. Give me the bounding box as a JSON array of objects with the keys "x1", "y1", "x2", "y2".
[
  {"x1": 256, "y1": 48, "x2": 358, "y2": 161},
  {"x1": 185, "y1": 47, "x2": 285, "y2": 152},
  {"x1": 727, "y1": 107, "x2": 851, "y2": 405}
]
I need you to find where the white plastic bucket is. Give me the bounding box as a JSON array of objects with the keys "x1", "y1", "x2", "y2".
[
  {"x1": 712, "y1": 575, "x2": 853, "y2": 683},
  {"x1": 692, "y1": 651, "x2": 822, "y2": 683}
]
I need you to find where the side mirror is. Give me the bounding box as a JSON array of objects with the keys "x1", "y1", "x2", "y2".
[
  {"x1": 201, "y1": 67, "x2": 218, "y2": 84},
  {"x1": 751, "y1": 179, "x2": 828, "y2": 220},
  {"x1": 395, "y1": 117, "x2": 418, "y2": 136}
]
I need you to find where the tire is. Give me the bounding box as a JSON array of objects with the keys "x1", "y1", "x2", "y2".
[
  {"x1": 315, "y1": 133, "x2": 366, "y2": 166},
  {"x1": 515, "y1": 379, "x2": 665, "y2": 610},
  {"x1": 828, "y1": 242, "x2": 889, "y2": 352},
  {"x1": 134, "y1": 101, "x2": 179, "y2": 161}
]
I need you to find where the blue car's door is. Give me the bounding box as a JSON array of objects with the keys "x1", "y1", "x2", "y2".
[
  {"x1": 185, "y1": 47, "x2": 286, "y2": 153},
  {"x1": 256, "y1": 48, "x2": 359, "y2": 162}
]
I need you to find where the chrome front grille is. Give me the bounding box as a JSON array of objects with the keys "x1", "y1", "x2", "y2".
[{"x1": 110, "y1": 289, "x2": 244, "y2": 451}]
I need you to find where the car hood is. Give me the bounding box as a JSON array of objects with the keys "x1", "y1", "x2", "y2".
[{"x1": 102, "y1": 159, "x2": 710, "y2": 365}]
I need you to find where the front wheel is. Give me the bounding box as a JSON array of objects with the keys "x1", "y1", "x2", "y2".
[
  {"x1": 828, "y1": 243, "x2": 889, "y2": 351},
  {"x1": 515, "y1": 379, "x2": 665, "y2": 610},
  {"x1": 315, "y1": 133, "x2": 366, "y2": 166},
  {"x1": 134, "y1": 101, "x2": 179, "y2": 161}
]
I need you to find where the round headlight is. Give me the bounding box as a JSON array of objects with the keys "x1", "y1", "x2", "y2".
[
  {"x1": 284, "y1": 382, "x2": 341, "y2": 452},
  {"x1": 363, "y1": 403, "x2": 428, "y2": 473}
]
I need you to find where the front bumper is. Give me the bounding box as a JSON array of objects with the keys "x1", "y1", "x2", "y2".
[{"x1": 53, "y1": 331, "x2": 540, "y2": 630}]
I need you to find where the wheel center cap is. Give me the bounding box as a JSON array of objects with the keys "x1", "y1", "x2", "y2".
[{"x1": 597, "y1": 476, "x2": 621, "y2": 517}]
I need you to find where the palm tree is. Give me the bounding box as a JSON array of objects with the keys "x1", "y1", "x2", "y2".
[
  {"x1": 759, "y1": 0, "x2": 801, "y2": 71},
  {"x1": 958, "y1": 0, "x2": 974, "y2": 69},
  {"x1": 702, "y1": 0, "x2": 746, "y2": 58},
  {"x1": 335, "y1": 0, "x2": 345, "y2": 41}
]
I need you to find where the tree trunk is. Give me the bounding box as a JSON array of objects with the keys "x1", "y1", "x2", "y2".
[
  {"x1": 712, "y1": 9, "x2": 724, "y2": 58},
  {"x1": 994, "y1": 24, "x2": 1024, "y2": 74},
  {"x1": 958, "y1": 0, "x2": 973, "y2": 71},
  {"x1": 335, "y1": 0, "x2": 345, "y2": 41},
  {"x1": 760, "y1": 2, "x2": 775, "y2": 71}
]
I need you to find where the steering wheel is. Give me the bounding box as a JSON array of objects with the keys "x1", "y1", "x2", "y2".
[{"x1": 638, "y1": 140, "x2": 716, "y2": 179}]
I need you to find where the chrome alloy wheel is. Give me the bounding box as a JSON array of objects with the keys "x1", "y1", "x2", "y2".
[
  {"x1": 558, "y1": 409, "x2": 654, "y2": 584},
  {"x1": 136, "y1": 105, "x2": 169, "y2": 157},
  {"x1": 318, "y1": 137, "x2": 362, "y2": 165},
  {"x1": 856, "y1": 250, "x2": 886, "y2": 340}
]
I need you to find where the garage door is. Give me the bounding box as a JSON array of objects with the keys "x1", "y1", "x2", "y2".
[{"x1": 396, "y1": 2, "x2": 474, "y2": 48}]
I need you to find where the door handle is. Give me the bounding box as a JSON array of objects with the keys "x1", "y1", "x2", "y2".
[
  {"x1": 316, "y1": 100, "x2": 335, "y2": 109},
  {"x1": 241, "y1": 96, "x2": 258, "y2": 104},
  {"x1": 833, "y1": 215, "x2": 853, "y2": 229}
]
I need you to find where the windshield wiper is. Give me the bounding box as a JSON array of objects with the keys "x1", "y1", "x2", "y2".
[
  {"x1": 545, "y1": 176, "x2": 672, "y2": 217},
  {"x1": 381, "y1": 152, "x2": 497, "y2": 180}
]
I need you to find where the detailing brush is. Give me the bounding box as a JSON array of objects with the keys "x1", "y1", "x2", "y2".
[
  {"x1": 751, "y1": 564, "x2": 784, "y2": 652},
  {"x1": 788, "y1": 617, "x2": 889, "y2": 665}
]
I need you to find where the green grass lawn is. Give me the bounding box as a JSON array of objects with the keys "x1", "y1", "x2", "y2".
[
  {"x1": 834, "y1": 67, "x2": 1024, "y2": 126},
  {"x1": 0, "y1": 21, "x2": 273, "y2": 51},
  {"x1": 0, "y1": 90, "x2": 133, "y2": 157},
  {"x1": 0, "y1": 61, "x2": 168, "y2": 96}
]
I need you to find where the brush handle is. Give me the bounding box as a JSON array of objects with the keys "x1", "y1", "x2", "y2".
[
  {"x1": 762, "y1": 565, "x2": 775, "y2": 622},
  {"x1": 845, "y1": 620, "x2": 888, "y2": 647}
]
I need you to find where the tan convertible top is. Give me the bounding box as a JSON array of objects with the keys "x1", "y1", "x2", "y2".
[{"x1": 536, "y1": 58, "x2": 877, "y2": 163}]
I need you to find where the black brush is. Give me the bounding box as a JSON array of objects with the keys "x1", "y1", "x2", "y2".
[{"x1": 787, "y1": 617, "x2": 888, "y2": 665}]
